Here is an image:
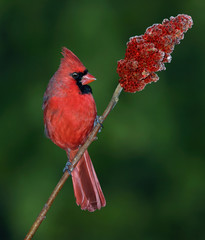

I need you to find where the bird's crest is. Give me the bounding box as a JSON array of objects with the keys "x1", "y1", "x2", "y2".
[{"x1": 61, "y1": 47, "x2": 85, "y2": 72}]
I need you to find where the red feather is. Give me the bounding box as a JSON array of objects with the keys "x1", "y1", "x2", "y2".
[
  {"x1": 70, "y1": 150, "x2": 106, "y2": 211},
  {"x1": 43, "y1": 48, "x2": 106, "y2": 211}
]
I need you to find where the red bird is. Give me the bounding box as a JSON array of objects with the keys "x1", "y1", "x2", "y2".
[{"x1": 43, "y1": 47, "x2": 106, "y2": 212}]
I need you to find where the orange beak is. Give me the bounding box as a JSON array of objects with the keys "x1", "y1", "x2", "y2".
[{"x1": 81, "y1": 73, "x2": 96, "y2": 85}]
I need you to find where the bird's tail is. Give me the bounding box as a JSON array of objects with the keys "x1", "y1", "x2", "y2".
[{"x1": 69, "y1": 149, "x2": 106, "y2": 212}]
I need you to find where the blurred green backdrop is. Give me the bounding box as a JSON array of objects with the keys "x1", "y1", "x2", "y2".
[{"x1": 1, "y1": 0, "x2": 205, "y2": 239}]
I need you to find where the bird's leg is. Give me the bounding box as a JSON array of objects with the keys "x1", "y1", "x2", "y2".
[
  {"x1": 94, "y1": 115, "x2": 104, "y2": 133},
  {"x1": 63, "y1": 149, "x2": 72, "y2": 175}
]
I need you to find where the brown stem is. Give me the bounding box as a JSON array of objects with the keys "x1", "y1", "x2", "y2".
[
  {"x1": 25, "y1": 83, "x2": 123, "y2": 240},
  {"x1": 71, "y1": 83, "x2": 123, "y2": 170}
]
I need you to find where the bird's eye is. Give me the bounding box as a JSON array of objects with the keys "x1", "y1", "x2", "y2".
[{"x1": 72, "y1": 72, "x2": 79, "y2": 79}]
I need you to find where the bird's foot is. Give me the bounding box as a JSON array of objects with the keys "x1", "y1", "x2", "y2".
[
  {"x1": 94, "y1": 116, "x2": 104, "y2": 133},
  {"x1": 63, "y1": 159, "x2": 73, "y2": 175}
]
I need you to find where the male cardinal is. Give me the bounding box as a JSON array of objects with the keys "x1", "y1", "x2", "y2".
[{"x1": 42, "y1": 47, "x2": 106, "y2": 212}]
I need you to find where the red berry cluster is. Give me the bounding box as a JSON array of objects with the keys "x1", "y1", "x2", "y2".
[{"x1": 117, "y1": 14, "x2": 193, "y2": 93}]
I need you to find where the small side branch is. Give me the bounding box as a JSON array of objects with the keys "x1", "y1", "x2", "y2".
[{"x1": 25, "y1": 83, "x2": 123, "y2": 240}]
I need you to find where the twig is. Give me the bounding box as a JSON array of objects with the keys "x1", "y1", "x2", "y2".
[
  {"x1": 71, "y1": 83, "x2": 123, "y2": 170},
  {"x1": 25, "y1": 83, "x2": 123, "y2": 240}
]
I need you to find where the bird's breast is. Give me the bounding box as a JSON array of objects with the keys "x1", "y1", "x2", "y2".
[{"x1": 44, "y1": 91, "x2": 96, "y2": 150}]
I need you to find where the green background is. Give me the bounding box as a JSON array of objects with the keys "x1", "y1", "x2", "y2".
[{"x1": 1, "y1": 0, "x2": 205, "y2": 239}]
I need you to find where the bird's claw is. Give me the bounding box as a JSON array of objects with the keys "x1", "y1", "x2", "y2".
[
  {"x1": 63, "y1": 160, "x2": 73, "y2": 175},
  {"x1": 94, "y1": 116, "x2": 104, "y2": 133}
]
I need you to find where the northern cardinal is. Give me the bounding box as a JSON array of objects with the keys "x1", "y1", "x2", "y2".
[{"x1": 42, "y1": 47, "x2": 106, "y2": 212}]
